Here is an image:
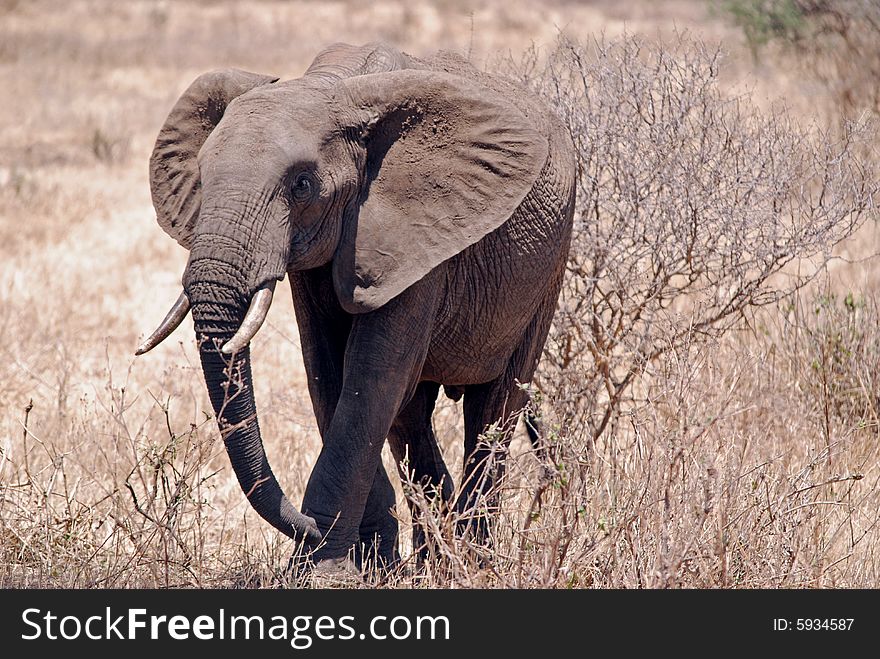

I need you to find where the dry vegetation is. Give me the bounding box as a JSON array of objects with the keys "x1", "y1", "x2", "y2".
[{"x1": 1, "y1": 0, "x2": 879, "y2": 588}]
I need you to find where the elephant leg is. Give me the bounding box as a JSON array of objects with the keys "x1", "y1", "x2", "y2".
[
  {"x1": 456, "y1": 379, "x2": 527, "y2": 544},
  {"x1": 300, "y1": 276, "x2": 441, "y2": 561},
  {"x1": 386, "y1": 381, "x2": 454, "y2": 562},
  {"x1": 456, "y1": 305, "x2": 555, "y2": 544},
  {"x1": 289, "y1": 267, "x2": 399, "y2": 567}
]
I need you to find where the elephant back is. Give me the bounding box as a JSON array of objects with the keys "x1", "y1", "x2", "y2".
[{"x1": 303, "y1": 42, "x2": 419, "y2": 83}]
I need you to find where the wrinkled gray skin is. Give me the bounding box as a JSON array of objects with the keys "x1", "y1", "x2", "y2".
[{"x1": 145, "y1": 42, "x2": 575, "y2": 566}]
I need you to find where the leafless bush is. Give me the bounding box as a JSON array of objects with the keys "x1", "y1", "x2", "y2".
[{"x1": 501, "y1": 33, "x2": 878, "y2": 445}]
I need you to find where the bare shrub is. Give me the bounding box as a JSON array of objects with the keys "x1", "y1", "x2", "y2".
[{"x1": 504, "y1": 33, "x2": 878, "y2": 446}]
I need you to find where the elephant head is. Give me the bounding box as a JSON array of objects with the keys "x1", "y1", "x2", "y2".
[{"x1": 137, "y1": 63, "x2": 547, "y2": 546}]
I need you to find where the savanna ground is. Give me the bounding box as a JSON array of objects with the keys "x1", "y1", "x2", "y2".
[{"x1": 1, "y1": 0, "x2": 879, "y2": 588}]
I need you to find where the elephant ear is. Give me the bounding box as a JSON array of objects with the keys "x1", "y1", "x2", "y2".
[
  {"x1": 150, "y1": 69, "x2": 279, "y2": 249},
  {"x1": 332, "y1": 69, "x2": 548, "y2": 313}
]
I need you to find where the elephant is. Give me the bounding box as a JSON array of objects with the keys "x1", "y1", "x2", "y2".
[{"x1": 136, "y1": 41, "x2": 576, "y2": 568}]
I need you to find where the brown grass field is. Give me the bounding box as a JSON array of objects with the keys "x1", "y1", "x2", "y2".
[{"x1": 1, "y1": 0, "x2": 879, "y2": 588}]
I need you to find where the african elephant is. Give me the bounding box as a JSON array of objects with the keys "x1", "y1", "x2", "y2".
[{"x1": 136, "y1": 42, "x2": 575, "y2": 567}]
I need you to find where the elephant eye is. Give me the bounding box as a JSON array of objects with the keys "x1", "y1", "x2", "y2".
[{"x1": 291, "y1": 173, "x2": 315, "y2": 203}]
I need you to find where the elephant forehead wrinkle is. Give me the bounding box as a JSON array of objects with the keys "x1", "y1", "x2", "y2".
[
  {"x1": 200, "y1": 152, "x2": 283, "y2": 194},
  {"x1": 229, "y1": 86, "x2": 331, "y2": 132}
]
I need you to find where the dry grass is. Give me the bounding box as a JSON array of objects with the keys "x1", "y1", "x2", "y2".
[
  {"x1": 2, "y1": 0, "x2": 879, "y2": 588},
  {"x1": 396, "y1": 301, "x2": 880, "y2": 588}
]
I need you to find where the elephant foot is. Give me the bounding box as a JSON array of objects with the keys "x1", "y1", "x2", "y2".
[
  {"x1": 355, "y1": 527, "x2": 400, "y2": 577},
  {"x1": 283, "y1": 551, "x2": 363, "y2": 588},
  {"x1": 453, "y1": 515, "x2": 494, "y2": 568},
  {"x1": 455, "y1": 513, "x2": 491, "y2": 544},
  {"x1": 309, "y1": 556, "x2": 364, "y2": 588},
  {"x1": 283, "y1": 527, "x2": 398, "y2": 587}
]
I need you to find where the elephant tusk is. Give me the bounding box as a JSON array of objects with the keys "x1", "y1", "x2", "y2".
[
  {"x1": 135, "y1": 291, "x2": 190, "y2": 356},
  {"x1": 221, "y1": 284, "x2": 275, "y2": 355}
]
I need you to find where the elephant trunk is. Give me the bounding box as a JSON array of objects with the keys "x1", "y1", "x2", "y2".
[{"x1": 185, "y1": 235, "x2": 321, "y2": 545}]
